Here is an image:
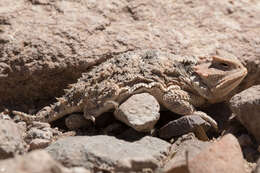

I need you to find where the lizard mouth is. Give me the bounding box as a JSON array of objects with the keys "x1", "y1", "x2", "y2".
[{"x1": 211, "y1": 67, "x2": 247, "y2": 98}]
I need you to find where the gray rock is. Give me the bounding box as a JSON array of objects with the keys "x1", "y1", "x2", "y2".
[
  {"x1": 26, "y1": 128, "x2": 53, "y2": 140},
  {"x1": 0, "y1": 120, "x2": 27, "y2": 159},
  {"x1": 0, "y1": 150, "x2": 70, "y2": 173},
  {"x1": 230, "y1": 85, "x2": 260, "y2": 142},
  {"x1": 114, "y1": 93, "x2": 160, "y2": 132},
  {"x1": 46, "y1": 135, "x2": 170, "y2": 172},
  {"x1": 159, "y1": 115, "x2": 210, "y2": 139}
]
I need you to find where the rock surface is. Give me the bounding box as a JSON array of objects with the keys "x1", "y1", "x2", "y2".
[
  {"x1": 230, "y1": 85, "x2": 260, "y2": 142},
  {"x1": 159, "y1": 115, "x2": 210, "y2": 139},
  {"x1": 0, "y1": 120, "x2": 27, "y2": 159},
  {"x1": 1, "y1": 0, "x2": 259, "y2": 110},
  {"x1": 114, "y1": 93, "x2": 160, "y2": 132},
  {"x1": 0, "y1": 150, "x2": 73, "y2": 173},
  {"x1": 46, "y1": 135, "x2": 170, "y2": 172},
  {"x1": 164, "y1": 134, "x2": 246, "y2": 173}
]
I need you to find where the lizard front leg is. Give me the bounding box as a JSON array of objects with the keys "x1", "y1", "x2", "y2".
[
  {"x1": 156, "y1": 86, "x2": 218, "y2": 130},
  {"x1": 161, "y1": 89, "x2": 195, "y2": 115},
  {"x1": 83, "y1": 82, "x2": 122, "y2": 122}
]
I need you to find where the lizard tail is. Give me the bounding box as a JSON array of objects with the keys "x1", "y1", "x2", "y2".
[
  {"x1": 13, "y1": 102, "x2": 83, "y2": 123},
  {"x1": 12, "y1": 110, "x2": 45, "y2": 123}
]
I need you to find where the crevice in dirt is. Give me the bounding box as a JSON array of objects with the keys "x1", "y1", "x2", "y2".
[{"x1": 0, "y1": 49, "x2": 135, "y2": 112}]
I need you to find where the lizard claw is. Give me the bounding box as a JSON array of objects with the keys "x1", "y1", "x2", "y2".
[
  {"x1": 90, "y1": 116, "x2": 96, "y2": 123},
  {"x1": 84, "y1": 115, "x2": 96, "y2": 123},
  {"x1": 104, "y1": 100, "x2": 119, "y2": 110}
]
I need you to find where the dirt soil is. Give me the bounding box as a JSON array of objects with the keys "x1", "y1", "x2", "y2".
[{"x1": 0, "y1": 0, "x2": 259, "y2": 111}]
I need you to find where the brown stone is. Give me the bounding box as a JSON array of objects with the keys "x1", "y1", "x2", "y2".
[
  {"x1": 158, "y1": 115, "x2": 210, "y2": 139},
  {"x1": 164, "y1": 134, "x2": 246, "y2": 173}
]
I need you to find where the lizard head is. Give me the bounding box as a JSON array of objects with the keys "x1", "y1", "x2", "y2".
[{"x1": 192, "y1": 55, "x2": 247, "y2": 103}]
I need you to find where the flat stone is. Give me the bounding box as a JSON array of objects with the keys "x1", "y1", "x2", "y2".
[
  {"x1": 159, "y1": 115, "x2": 210, "y2": 139},
  {"x1": 114, "y1": 93, "x2": 160, "y2": 132},
  {"x1": 230, "y1": 85, "x2": 260, "y2": 142},
  {"x1": 0, "y1": 150, "x2": 70, "y2": 173},
  {"x1": 0, "y1": 120, "x2": 27, "y2": 159},
  {"x1": 46, "y1": 135, "x2": 170, "y2": 172},
  {"x1": 164, "y1": 134, "x2": 246, "y2": 173}
]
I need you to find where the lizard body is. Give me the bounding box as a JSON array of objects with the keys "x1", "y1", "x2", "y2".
[{"x1": 13, "y1": 50, "x2": 247, "y2": 129}]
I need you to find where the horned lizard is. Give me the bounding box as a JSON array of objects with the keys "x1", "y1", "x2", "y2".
[{"x1": 13, "y1": 50, "x2": 247, "y2": 130}]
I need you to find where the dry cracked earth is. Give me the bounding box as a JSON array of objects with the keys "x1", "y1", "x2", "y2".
[{"x1": 0, "y1": 0, "x2": 260, "y2": 173}]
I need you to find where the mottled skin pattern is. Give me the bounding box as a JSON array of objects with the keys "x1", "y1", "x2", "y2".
[{"x1": 13, "y1": 50, "x2": 247, "y2": 129}]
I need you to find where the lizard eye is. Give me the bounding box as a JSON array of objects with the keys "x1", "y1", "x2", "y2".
[
  {"x1": 209, "y1": 62, "x2": 230, "y2": 70},
  {"x1": 219, "y1": 62, "x2": 229, "y2": 68}
]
